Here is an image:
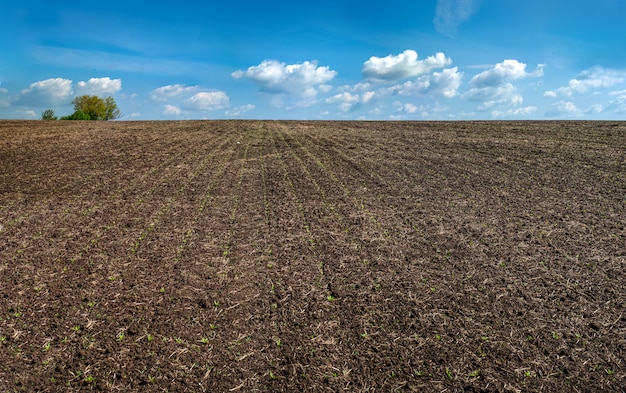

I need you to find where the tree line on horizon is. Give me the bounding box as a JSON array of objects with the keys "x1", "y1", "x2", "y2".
[{"x1": 42, "y1": 95, "x2": 121, "y2": 121}]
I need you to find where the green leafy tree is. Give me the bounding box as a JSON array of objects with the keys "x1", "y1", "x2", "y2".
[
  {"x1": 61, "y1": 110, "x2": 91, "y2": 120},
  {"x1": 71, "y1": 95, "x2": 121, "y2": 120},
  {"x1": 41, "y1": 109, "x2": 57, "y2": 120}
]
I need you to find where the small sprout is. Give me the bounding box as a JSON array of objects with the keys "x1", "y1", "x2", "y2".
[
  {"x1": 209, "y1": 323, "x2": 217, "y2": 330},
  {"x1": 606, "y1": 369, "x2": 615, "y2": 376},
  {"x1": 524, "y1": 370, "x2": 533, "y2": 377},
  {"x1": 326, "y1": 295, "x2": 335, "y2": 301},
  {"x1": 269, "y1": 371, "x2": 277, "y2": 380},
  {"x1": 275, "y1": 338, "x2": 282, "y2": 347},
  {"x1": 415, "y1": 370, "x2": 425, "y2": 377},
  {"x1": 436, "y1": 334, "x2": 442, "y2": 341},
  {"x1": 42, "y1": 342, "x2": 51, "y2": 352},
  {"x1": 148, "y1": 375, "x2": 156, "y2": 383},
  {"x1": 200, "y1": 337, "x2": 209, "y2": 344},
  {"x1": 14, "y1": 312, "x2": 22, "y2": 318},
  {"x1": 552, "y1": 332, "x2": 560, "y2": 339},
  {"x1": 430, "y1": 287, "x2": 436, "y2": 293},
  {"x1": 84, "y1": 375, "x2": 96, "y2": 384},
  {"x1": 72, "y1": 326, "x2": 81, "y2": 332},
  {"x1": 159, "y1": 287, "x2": 165, "y2": 294},
  {"x1": 146, "y1": 334, "x2": 154, "y2": 342},
  {"x1": 116, "y1": 332, "x2": 125, "y2": 342},
  {"x1": 175, "y1": 337, "x2": 183, "y2": 344},
  {"x1": 445, "y1": 368, "x2": 454, "y2": 380},
  {"x1": 468, "y1": 369, "x2": 481, "y2": 378},
  {"x1": 87, "y1": 301, "x2": 96, "y2": 308},
  {"x1": 360, "y1": 332, "x2": 368, "y2": 338},
  {"x1": 213, "y1": 300, "x2": 220, "y2": 307}
]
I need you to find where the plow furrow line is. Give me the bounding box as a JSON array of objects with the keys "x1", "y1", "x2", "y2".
[
  {"x1": 25, "y1": 136, "x2": 232, "y2": 265},
  {"x1": 129, "y1": 136, "x2": 234, "y2": 255},
  {"x1": 217, "y1": 141, "x2": 251, "y2": 259},
  {"x1": 0, "y1": 132, "x2": 206, "y2": 263},
  {"x1": 0, "y1": 130, "x2": 180, "y2": 237},
  {"x1": 299, "y1": 130, "x2": 426, "y2": 242},
  {"x1": 174, "y1": 147, "x2": 235, "y2": 261}
]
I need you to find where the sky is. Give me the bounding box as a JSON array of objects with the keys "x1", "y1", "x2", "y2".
[{"x1": 2, "y1": 0, "x2": 626, "y2": 120}]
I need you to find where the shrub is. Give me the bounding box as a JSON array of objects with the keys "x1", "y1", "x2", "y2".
[{"x1": 41, "y1": 109, "x2": 57, "y2": 120}]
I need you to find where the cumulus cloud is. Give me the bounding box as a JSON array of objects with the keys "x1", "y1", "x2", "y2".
[
  {"x1": 232, "y1": 60, "x2": 337, "y2": 96},
  {"x1": 326, "y1": 65, "x2": 461, "y2": 114},
  {"x1": 325, "y1": 92, "x2": 362, "y2": 112},
  {"x1": 394, "y1": 67, "x2": 463, "y2": 98},
  {"x1": 544, "y1": 67, "x2": 626, "y2": 97},
  {"x1": 393, "y1": 101, "x2": 419, "y2": 114},
  {"x1": 150, "y1": 84, "x2": 229, "y2": 117},
  {"x1": 19, "y1": 78, "x2": 73, "y2": 106},
  {"x1": 163, "y1": 105, "x2": 182, "y2": 116},
  {"x1": 362, "y1": 50, "x2": 451, "y2": 81},
  {"x1": 545, "y1": 101, "x2": 583, "y2": 118},
  {"x1": 76, "y1": 77, "x2": 122, "y2": 96},
  {"x1": 182, "y1": 91, "x2": 229, "y2": 111},
  {"x1": 150, "y1": 84, "x2": 198, "y2": 101},
  {"x1": 491, "y1": 106, "x2": 537, "y2": 118},
  {"x1": 225, "y1": 104, "x2": 255, "y2": 117},
  {"x1": 469, "y1": 60, "x2": 544, "y2": 88},
  {"x1": 434, "y1": 0, "x2": 483, "y2": 37},
  {"x1": 463, "y1": 60, "x2": 543, "y2": 110}
]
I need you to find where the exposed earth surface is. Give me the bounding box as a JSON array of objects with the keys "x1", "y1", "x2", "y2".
[{"x1": 0, "y1": 120, "x2": 624, "y2": 392}]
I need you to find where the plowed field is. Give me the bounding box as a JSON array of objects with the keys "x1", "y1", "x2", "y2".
[{"x1": 0, "y1": 120, "x2": 624, "y2": 392}]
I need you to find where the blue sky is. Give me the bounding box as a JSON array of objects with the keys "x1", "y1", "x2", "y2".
[{"x1": 2, "y1": 0, "x2": 626, "y2": 120}]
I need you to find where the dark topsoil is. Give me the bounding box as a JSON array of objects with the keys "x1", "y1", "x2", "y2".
[{"x1": 0, "y1": 120, "x2": 624, "y2": 392}]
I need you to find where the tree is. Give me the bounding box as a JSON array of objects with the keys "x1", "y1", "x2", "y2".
[
  {"x1": 41, "y1": 109, "x2": 57, "y2": 120},
  {"x1": 71, "y1": 95, "x2": 121, "y2": 120},
  {"x1": 60, "y1": 110, "x2": 91, "y2": 120}
]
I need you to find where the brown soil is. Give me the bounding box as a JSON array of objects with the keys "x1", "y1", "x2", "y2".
[{"x1": 0, "y1": 120, "x2": 624, "y2": 392}]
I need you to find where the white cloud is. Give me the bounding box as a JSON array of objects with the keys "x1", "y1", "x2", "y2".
[
  {"x1": 491, "y1": 106, "x2": 537, "y2": 118},
  {"x1": 463, "y1": 60, "x2": 543, "y2": 110},
  {"x1": 469, "y1": 60, "x2": 544, "y2": 88},
  {"x1": 434, "y1": 0, "x2": 483, "y2": 38},
  {"x1": 545, "y1": 101, "x2": 583, "y2": 118},
  {"x1": 338, "y1": 82, "x2": 371, "y2": 92},
  {"x1": 362, "y1": 50, "x2": 451, "y2": 81},
  {"x1": 150, "y1": 84, "x2": 198, "y2": 101},
  {"x1": 544, "y1": 67, "x2": 626, "y2": 97},
  {"x1": 182, "y1": 91, "x2": 229, "y2": 111},
  {"x1": 20, "y1": 78, "x2": 73, "y2": 106},
  {"x1": 232, "y1": 60, "x2": 337, "y2": 96},
  {"x1": 325, "y1": 92, "x2": 362, "y2": 112},
  {"x1": 163, "y1": 105, "x2": 182, "y2": 116},
  {"x1": 76, "y1": 77, "x2": 122, "y2": 96},
  {"x1": 319, "y1": 84, "x2": 333, "y2": 93},
  {"x1": 395, "y1": 67, "x2": 463, "y2": 97},
  {"x1": 150, "y1": 84, "x2": 229, "y2": 117},
  {"x1": 393, "y1": 101, "x2": 419, "y2": 114},
  {"x1": 464, "y1": 83, "x2": 523, "y2": 109},
  {"x1": 225, "y1": 104, "x2": 255, "y2": 117}
]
